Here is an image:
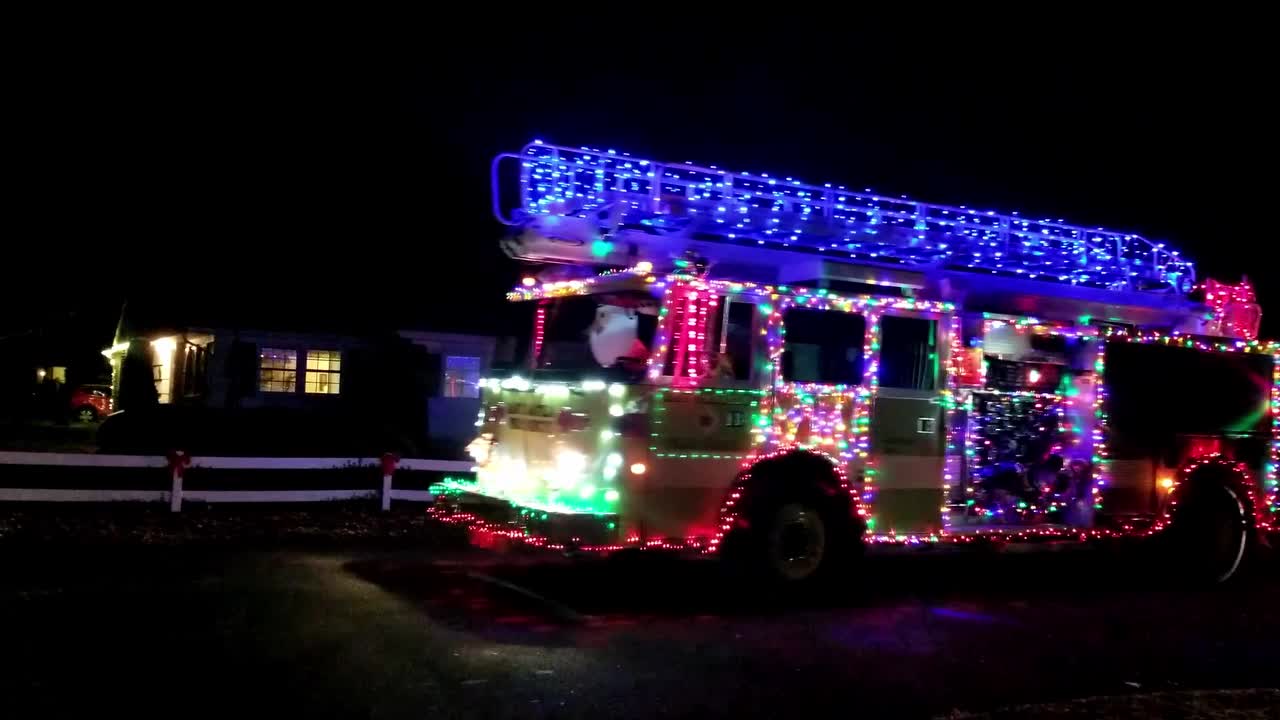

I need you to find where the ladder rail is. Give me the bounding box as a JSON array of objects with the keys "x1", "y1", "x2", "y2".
[{"x1": 496, "y1": 141, "x2": 1195, "y2": 294}]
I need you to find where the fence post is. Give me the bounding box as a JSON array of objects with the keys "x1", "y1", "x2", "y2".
[
  {"x1": 167, "y1": 450, "x2": 190, "y2": 512},
  {"x1": 380, "y1": 452, "x2": 399, "y2": 511}
]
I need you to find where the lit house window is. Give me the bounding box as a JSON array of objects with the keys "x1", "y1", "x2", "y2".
[
  {"x1": 443, "y1": 355, "x2": 481, "y2": 398},
  {"x1": 152, "y1": 362, "x2": 170, "y2": 403},
  {"x1": 305, "y1": 350, "x2": 341, "y2": 395},
  {"x1": 152, "y1": 337, "x2": 177, "y2": 403},
  {"x1": 259, "y1": 348, "x2": 297, "y2": 393}
]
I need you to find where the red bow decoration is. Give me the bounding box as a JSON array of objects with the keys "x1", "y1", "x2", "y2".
[
  {"x1": 166, "y1": 450, "x2": 191, "y2": 479},
  {"x1": 380, "y1": 452, "x2": 400, "y2": 476}
]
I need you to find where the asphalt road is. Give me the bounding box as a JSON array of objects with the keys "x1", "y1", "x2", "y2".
[{"x1": 2, "y1": 542, "x2": 1277, "y2": 718}]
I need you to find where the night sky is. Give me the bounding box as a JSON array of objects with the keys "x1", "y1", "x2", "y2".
[{"x1": 8, "y1": 20, "x2": 1276, "y2": 341}]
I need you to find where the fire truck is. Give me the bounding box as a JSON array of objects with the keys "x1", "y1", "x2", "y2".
[{"x1": 431, "y1": 140, "x2": 1278, "y2": 584}]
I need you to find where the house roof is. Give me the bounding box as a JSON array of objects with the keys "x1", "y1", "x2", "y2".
[
  {"x1": 114, "y1": 291, "x2": 400, "y2": 340},
  {"x1": 113, "y1": 288, "x2": 507, "y2": 342}
]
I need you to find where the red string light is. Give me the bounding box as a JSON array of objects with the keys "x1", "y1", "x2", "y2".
[
  {"x1": 531, "y1": 302, "x2": 547, "y2": 364},
  {"x1": 1202, "y1": 277, "x2": 1261, "y2": 340}
]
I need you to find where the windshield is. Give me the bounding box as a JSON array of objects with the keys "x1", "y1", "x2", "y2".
[
  {"x1": 539, "y1": 293, "x2": 659, "y2": 377},
  {"x1": 493, "y1": 292, "x2": 660, "y2": 380}
]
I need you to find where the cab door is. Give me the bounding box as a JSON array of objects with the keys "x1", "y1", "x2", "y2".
[{"x1": 868, "y1": 312, "x2": 949, "y2": 536}]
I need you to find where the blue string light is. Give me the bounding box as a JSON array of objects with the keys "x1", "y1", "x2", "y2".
[{"x1": 500, "y1": 141, "x2": 1195, "y2": 295}]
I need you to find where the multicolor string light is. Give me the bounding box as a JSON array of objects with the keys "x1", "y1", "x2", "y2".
[
  {"x1": 454, "y1": 267, "x2": 1279, "y2": 553},
  {"x1": 1094, "y1": 329, "x2": 1280, "y2": 530},
  {"x1": 1202, "y1": 278, "x2": 1261, "y2": 340}
]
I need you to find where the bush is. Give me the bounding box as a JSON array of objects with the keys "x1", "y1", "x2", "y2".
[{"x1": 116, "y1": 344, "x2": 158, "y2": 412}]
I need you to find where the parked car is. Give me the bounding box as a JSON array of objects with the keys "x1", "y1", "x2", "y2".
[{"x1": 69, "y1": 384, "x2": 112, "y2": 422}]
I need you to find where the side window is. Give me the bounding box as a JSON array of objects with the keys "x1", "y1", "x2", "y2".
[
  {"x1": 704, "y1": 297, "x2": 756, "y2": 381},
  {"x1": 878, "y1": 315, "x2": 938, "y2": 391},
  {"x1": 659, "y1": 293, "x2": 749, "y2": 380},
  {"x1": 781, "y1": 308, "x2": 866, "y2": 385},
  {"x1": 443, "y1": 355, "x2": 482, "y2": 398}
]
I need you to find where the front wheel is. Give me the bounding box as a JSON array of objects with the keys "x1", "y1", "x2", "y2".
[
  {"x1": 766, "y1": 503, "x2": 829, "y2": 583},
  {"x1": 724, "y1": 494, "x2": 855, "y2": 587}
]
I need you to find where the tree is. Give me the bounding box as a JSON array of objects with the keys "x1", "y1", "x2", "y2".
[{"x1": 116, "y1": 342, "x2": 158, "y2": 412}]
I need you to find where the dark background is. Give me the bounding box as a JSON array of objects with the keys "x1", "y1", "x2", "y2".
[{"x1": 7, "y1": 18, "x2": 1274, "y2": 344}]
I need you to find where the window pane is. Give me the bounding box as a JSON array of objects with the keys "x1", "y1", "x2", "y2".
[
  {"x1": 306, "y1": 350, "x2": 340, "y2": 372},
  {"x1": 259, "y1": 349, "x2": 298, "y2": 392},
  {"x1": 781, "y1": 308, "x2": 866, "y2": 385},
  {"x1": 304, "y1": 369, "x2": 340, "y2": 395},
  {"x1": 705, "y1": 298, "x2": 755, "y2": 381},
  {"x1": 305, "y1": 372, "x2": 332, "y2": 394},
  {"x1": 443, "y1": 355, "x2": 481, "y2": 398},
  {"x1": 152, "y1": 361, "x2": 170, "y2": 403},
  {"x1": 1106, "y1": 342, "x2": 1272, "y2": 436},
  {"x1": 298, "y1": 351, "x2": 341, "y2": 394},
  {"x1": 538, "y1": 294, "x2": 659, "y2": 373},
  {"x1": 878, "y1": 315, "x2": 938, "y2": 391}
]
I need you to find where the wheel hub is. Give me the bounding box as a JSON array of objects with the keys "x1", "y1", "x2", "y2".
[{"x1": 768, "y1": 504, "x2": 826, "y2": 581}]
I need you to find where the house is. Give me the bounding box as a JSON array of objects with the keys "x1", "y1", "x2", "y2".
[
  {"x1": 103, "y1": 327, "x2": 365, "y2": 409},
  {"x1": 102, "y1": 302, "x2": 495, "y2": 453},
  {"x1": 397, "y1": 330, "x2": 496, "y2": 446}
]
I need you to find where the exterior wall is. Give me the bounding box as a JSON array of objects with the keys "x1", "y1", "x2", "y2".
[
  {"x1": 399, "y1": 330, "x2": 496, "y2": 444},
  {"x1": 122, "y1": 327, "x2": 497, "y2": 451},
  {"x1": 427, "y1": 398, "x2": 483, "y2": 445},
  {"x1": 204, "y1": 329, "x2": 365, "y2": 410}
]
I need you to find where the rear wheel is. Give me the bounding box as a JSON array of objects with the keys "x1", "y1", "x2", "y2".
[{"x1": 1168, "y1": 481, "x2": 1251, "y2": 584}]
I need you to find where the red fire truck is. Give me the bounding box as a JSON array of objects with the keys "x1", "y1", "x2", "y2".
[{"x1": 431, "y1": 141, "x2": 1277, "y2": 584}]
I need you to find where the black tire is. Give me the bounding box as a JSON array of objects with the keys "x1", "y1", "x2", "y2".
[
  {"x1": 1167, "y1": 480, "x2": 1251, "y2": 584},
  {"x1": 74, "y1": 405, "x2": 98, "y2": 423},
  {"x1": 734, "y1": 491, "x2": 854, "y2": 586},
  {"x1": 764, "y1": 501, "x2": 828, "y2": 583}
]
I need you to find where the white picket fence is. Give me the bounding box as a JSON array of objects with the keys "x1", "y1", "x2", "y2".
[{"x1": 0, "y1": 451, "x2": 473, "y2": 511}]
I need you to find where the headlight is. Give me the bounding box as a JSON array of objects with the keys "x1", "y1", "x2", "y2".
[
  {"x1": 556, "y1": 449, "x2": 587, "y2": 474},
  {"x1": 466, "y1": 435, "x2": 493, "y2": 464}
]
